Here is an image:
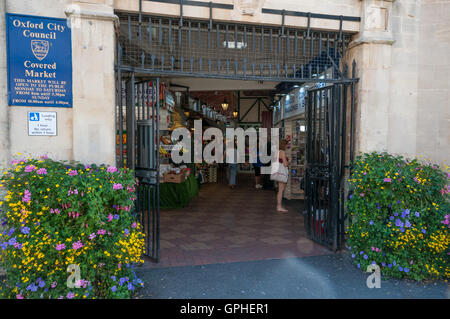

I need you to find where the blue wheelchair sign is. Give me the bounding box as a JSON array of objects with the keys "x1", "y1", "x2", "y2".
[{"x1": 29, "y1": 112, "x2": 40, "y2": 121}]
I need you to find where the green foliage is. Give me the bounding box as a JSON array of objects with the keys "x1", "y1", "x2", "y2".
[
  {"x1": 346, "y1": 152, "x2": 449, "y2": 281},
  {"x1": 0, "y1": 156, "x2": 145, "y2": 299}
]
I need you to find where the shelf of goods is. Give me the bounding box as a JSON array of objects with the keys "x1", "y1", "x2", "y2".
[
  {"x1": 196, "y1": 163, "x2": 218, "y2": 183},
  {"x1": 275, "y1": 118, "x2": 306, "y2": 200}
]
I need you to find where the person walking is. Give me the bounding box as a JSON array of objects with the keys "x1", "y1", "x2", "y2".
[
  {"x1": 275, "y1": 139, "x2": 289, "y2": 212},
  {"x1": 226, "y1": 139, "x2": 239, "y2": 189}
]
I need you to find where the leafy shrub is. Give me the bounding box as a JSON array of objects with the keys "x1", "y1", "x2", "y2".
[
  {"x1": 346, "y1": 152, "x2": 449, "y2": 281},
  {"x1": 0, "y1": 155, "x2": 145, "y2": 298}
]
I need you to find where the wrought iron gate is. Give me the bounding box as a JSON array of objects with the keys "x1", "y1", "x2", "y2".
[
  {"x1": 304, "y1": 75, "x2": 355, "y2": 251},
  {"x1": 117, "y1": 74, "x2": 161, "y2": 261},
  {"x1": 115, "y1": 8, "x2": 359, "y2": 256}
]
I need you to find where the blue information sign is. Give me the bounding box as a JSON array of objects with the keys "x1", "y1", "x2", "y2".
[{"x1": 6, "y1": 13, "x2": 72, "y2": 107}]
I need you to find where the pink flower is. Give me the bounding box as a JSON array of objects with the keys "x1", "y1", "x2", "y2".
[
  {"x1": 131, "y1": 222, "x2": 137, "y2": 229},
  {"x1": 56, "y1": 243, "x2": 66, "y2": 251},
  {"x1": 22, "y1": 189, "x2": 31, "y2": 203},
  {"x1": 16, "y1": 294, "x2": 24, "y2": 299},
  {"x1": 36, "y1": 168, "x2": 47, "y2": 175},
  {"x1": 360, "y1": 193, "x2": 365, "y2": 197},
  {"x1": 68, "y1": 169, "x2": 78, "y2": 176},
  {"x1": 113, "y1": 183, "x2": 123, "y2": 190},
  {"x1": 97, "y1": 229, "x2": 106, "y2": 235},
  {"x1": 363, "y1": 172, "x2": 367, "y2": 175},
  {"x1": 51, "y1": 281, "x2": 57, "y2": 288},
  {"x1": 24, "y1": 165, "x2": 36, "y2": 173},
  {"x1": 107, "y1": 166, "x2": 118, "y2": 173},
  {"x1": 72, "y1": 241, "x2": 83, "y2": 250},
  {"x1": 51, "y1": 208, "x2": 61, "y2": 214},
  {"x1": 384, "y1": 178, "x2": 391, "y2": 183},
  {"x1": 371, "y1": 246, "x2": 375, "y2": 251},
  {"x1": 108, "y1": 214, "x2": 113, "y2": 222},
  {"x1": 40, "y1": 154, "x2": 48, "y2": 160},
  {"x1": 89, "y1": 233, "x2": 96, "y2": 240}
]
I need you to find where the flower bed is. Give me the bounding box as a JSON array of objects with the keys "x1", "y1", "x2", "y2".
[
  {"x1": 0, "y1": 156, "x2": 146, "y2": 298},
  {"x1": 346, "y1": 152, "x2": 449, "y2": 281}
]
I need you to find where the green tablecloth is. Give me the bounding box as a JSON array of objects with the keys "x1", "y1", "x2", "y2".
[{"x1": 159, "y1": 174, "x2": 199, "y2": 209}]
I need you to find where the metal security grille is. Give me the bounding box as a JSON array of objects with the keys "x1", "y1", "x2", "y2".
[{"x1": 116, "y1": 13, "x2": 354, "y2": 81}]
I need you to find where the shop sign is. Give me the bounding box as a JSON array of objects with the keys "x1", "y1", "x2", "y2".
[
  {"x1": 6, "y1": 13, "x2": 72, "y2": 107},
  {"x1": 28, "y1": 111, "x2": 57, "y2": 136}
]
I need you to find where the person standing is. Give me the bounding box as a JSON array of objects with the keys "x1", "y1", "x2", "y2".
[
  {"x1": 276, "y1": 139, "x2": 289, "y2": 212},
  {"x1": 226, "y1": 139, "x2": 239, "y2": 189}
]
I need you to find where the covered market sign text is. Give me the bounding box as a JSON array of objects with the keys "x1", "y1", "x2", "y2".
[{"x1": 6, "y1": 13, "x2": 72, "y2": 107}]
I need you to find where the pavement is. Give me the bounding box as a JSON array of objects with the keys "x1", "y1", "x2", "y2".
[{"x1": 134, "y1": 253, "x2": 449, "y2": 299}]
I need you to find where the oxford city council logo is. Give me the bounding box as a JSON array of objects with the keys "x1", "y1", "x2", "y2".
[{"x1": 31, "y1": 40, "x2": 50, "y2": 61}]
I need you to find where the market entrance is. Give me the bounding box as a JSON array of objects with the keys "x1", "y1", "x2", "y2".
[{"x1": 115, "y1": 11, "x2": 358, "y2": 263}]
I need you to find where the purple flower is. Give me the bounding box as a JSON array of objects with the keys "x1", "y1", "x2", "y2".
[
  {"x1": 360, "y1": 251, "x2": 364, "y2": 255},
  {"x1": 8, "y1": 237, "x2": 16, "y2": 246},
  {"x1": 398, "y1": 266, "x2": 403, "y2": 271},
  {"x1": 363, "y1": 254, "x2": 368, "y2": 260},
  {"x1": 389, "y1": 216, "x2": 394, "y2": 220},
  {"x1": 421, "y1": 229, "x2": 426, "y2": 234},
  {"x1": 24, "y1": 165, "x2": 37, "y2": 173},
  {"x1": 369, "y1": 220, "x2": 374, "y2": 225},
  {"x1": 405, "y1": 220, "x2": 411, "y2": 228},
  {"x1": 38, "y1": 281, "x2": 45, "y2": 288},
  {"x1": 381, "y1": 262, "x2": 386, "y2": 267},
  {"x1": 107, "y1": 166, "x2": 118, "y2": 173},
  {"x1": 404, "y1": 268, "x2": 409, "y2": 273},
  {"x1": 72, "y1": 241, "x2": 83, "y2": 250},
  {"x1": 131, "y1": 222, "x2": 137, "y2": 229},
  {"x1": 127, "y1": 282, "x2": 134, "y2": 291},
  {"x1": 20, "y1": 227, "x2": 30, "y2": 235},
  {"x1": 415, "y1": 212, "x2": 420, "y2": 217},
  {"x1": 7, "y1": 227, "x2": 15, "y2": 237},
  {"x1": 124, "y1": 229, "x2": 129, "y2": 235},
  {"x1": 351, "y1": 254, "x2": 355, "y2": 258},
  {"x1": 357, "y1": 263, "x2": 360, "y2": 269},
  {"x1": 1, "y1": 242, "x2": 8, "y2": 250},
  {"x1": 113, "y1": 183, "x2": 123, "y2": 190},
  {"x1": 388, "y1": 264, "x2": 392, "y2": 268},
  {"x1": 395, "y1": 219, "x2": 404, "y2": 228},
  {"x1": 111, "y1": 286, "x2": 117, "y2": 292},
  {"x1": 36, "y1": 168, "x2": 47, "y2": 175},
  {"x1": 114, "y1": 214, "x2": 120, "y2": 220},
  {"x1": 68, "y1": 169, "x2": 78, "y2": 176},
  {"x1": 27, "y1": 284, "x2": 38, "y2": 292},
  {"x1": 66, "y1": 292, "x2": 75, "y2": 299},
  {"x1": 22, "y1": 190, "x2": 31, "y2": 203}
]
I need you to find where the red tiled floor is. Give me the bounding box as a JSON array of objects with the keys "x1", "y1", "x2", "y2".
[{"x1": 143, "y1": 171, "x2": 331, "y2": 268}]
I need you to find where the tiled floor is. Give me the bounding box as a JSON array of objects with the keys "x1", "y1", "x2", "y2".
[{"x1": 143, "y1": 171, "x2": 332, "y2": 268}]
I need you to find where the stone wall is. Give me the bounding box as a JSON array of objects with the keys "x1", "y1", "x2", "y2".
[
  {"x1": 0, "y1": 0, "x2": 117, "y2": 169},
  {"x1": 346, "y1": 0, "x2": 449, "y2": 167}
]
